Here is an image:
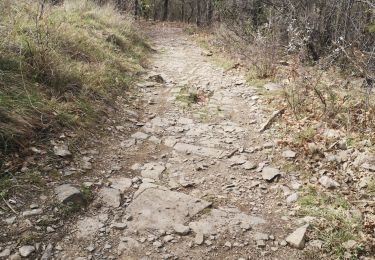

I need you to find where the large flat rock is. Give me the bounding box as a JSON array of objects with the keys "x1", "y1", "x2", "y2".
[
  {"x1": 189, "y1": 208, "x2": 266, "y2": 235},
  {"x1": 173, "y1": 143, "x2": 224, "y2": 158},
  {"x1": 126, "y1": 187, "x2": 211, "y2": 231}
]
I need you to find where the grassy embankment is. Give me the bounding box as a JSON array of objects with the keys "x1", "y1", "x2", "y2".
[{"x1": 0, "y1": 0, "x2": 149, "y2": 159}]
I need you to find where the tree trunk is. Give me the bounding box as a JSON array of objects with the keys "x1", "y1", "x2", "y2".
[
  {"x1": 181, "y1": 0, "x2": 185, "y2": 22},
  {"x1": 196, "y1": 0, "x2": 201, "y2": 26},
  {"x1": 134, "y1": 0, "x2": 139, "y2": 18},
  {"x1": 162, "y1": 0, "x2": 169, "y2": 21},
  {"x1": 188, "y1": 2, "x2": 194, "y2": 23},
  {"x1": 153, "y1": 0, "x2": 157, "y2": 21},
  {"x1": 207, "y1": 0, "x2": 213, "y2": 25}
]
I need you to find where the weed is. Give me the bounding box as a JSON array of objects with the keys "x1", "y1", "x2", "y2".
[
  {"x1": 294, "y1": 127, "x2": 317, "y2": 144},
  {"x1": 81, "y1": 185, "x2": 94, "y2": 202},
  {"x1": 298, "y1": 186, "x2": 362, "y2": 258},
  {"x1": 176, "y1": 89, "x2": 199, "y2": 107},
  {"x1": 183, "y1": 25, "x2": 199, "y2": 35},
  {"x1": 58, "y1": 201, "x2": 82, "y2": 217},
  {"x1": 367, "y1": 178, "x2": 375, "y2": 196},
  {"x1": 19, "y1": 232, "x2": 40, "y2": 245},
  {"x1": 0, "y1": 174, "x2": 13, "y2": 198}
]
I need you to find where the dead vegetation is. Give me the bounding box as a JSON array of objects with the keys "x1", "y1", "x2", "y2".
[{"x1": 0, "y1": 0, "x2": 150, "y2": 161}]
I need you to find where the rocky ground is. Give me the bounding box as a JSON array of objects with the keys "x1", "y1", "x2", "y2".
[{"x1": 1, "y1": 24, "x2": 374, "y2": 260}]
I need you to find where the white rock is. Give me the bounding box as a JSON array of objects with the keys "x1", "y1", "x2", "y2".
[
  {"x1": 163, "y1": 235, "x2": 174, "y2": 242},
  {"x1": 109, "y1": 177, "x2": 132, "y2": 194},
  {"x1": 286, "y1": 193, "x2": 299, "y2": 204},
  {"x1": 5, "y1": 216, "x2": 16, "y2": 224},
  {"x1": 41, "y1": 244, "x2": 53, "y2": 260},
  {"x1": 55, "y1": 184, "x2": 84, "y2": 204},
  {"x1": 140, "y1": 162, "x2": 166, "y2": 180},
  {"x1": 98, "y1": 187, "x2": 121, "y2": 207},
  {"x1": 342, "y1": 240, "x2": 357, "y2": 250},
  {"x1": 282, "y1": 150, "x2": 296, "y2": 158},
  {"x1": 22, "y1": 209, "x2": 43, "y2": 217},
  {"x1": 46, "y1": 226, "x2": 55, "y2": 233},
  {"x1": 111, "y1": 222, "x2": 127, "y2": 230},
  {"x1": 242, "y1": 161, "x2": 257, "y2": 170},
  {"x1": 285, "y1": 224, "x2": 309, "y2": 249},
  {"x1": 173, "y1": 224, "x2": 190, "y2": 235},
  {"x1": 131, "y1": 132, "x2": 149, "y2": 140},
  {"x1": 153, "y1": 241, "x2": 163, "y2": 248},
  {"x1": 262, "y1": 167, "x2": 281, "y2": 181},
  {"x1": 0, "y1": 248, "x2": 10, "y2": 258},
  {"x1": 19, "y1": 246, "x2": 35, "y2": 257},
  {"x1": 195, "y1": 233, "x2": 204, "y2": 245},
  {"x1": 254, "y1": 232, "x2": 269, "y2": 241},
  {"x1": 53, "y1": 144, "x2": 71, "y2": 157},
  {"x1": 319, "y1": 176, "x2": 340, "y2": 189}
]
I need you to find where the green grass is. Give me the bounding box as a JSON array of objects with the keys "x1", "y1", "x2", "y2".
[
  {"x1": 294, "y1": 127, "x2": 317, "y2": 144},
  {"x1": 0, "y1": 0, "x2": 150, "y2": 155},
  {"x1": 183, "y1": 24, "x2": 199, "y2": 35},
  {"x1": 176, "y1": 87, "x2": 199, "y2": 107},
  {"x1": 367, "y1": 178, "x2": 375, "y2": 196},
  {"x1": 298, "y1": 186, "x2": 362, "y2": 258}
]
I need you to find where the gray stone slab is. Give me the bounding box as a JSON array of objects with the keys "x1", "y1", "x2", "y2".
[{"x1": 126, "y1": 187, "x2": 211, "y2": 231}]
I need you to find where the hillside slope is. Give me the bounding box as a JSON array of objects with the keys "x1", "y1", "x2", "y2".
[{"x1": 0, "y1": 0, "x2": 149, "y2": 158}]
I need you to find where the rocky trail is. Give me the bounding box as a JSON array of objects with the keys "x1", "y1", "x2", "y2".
[{"x1": 2, "y1": 25, "x2": 314, "y2": 260}]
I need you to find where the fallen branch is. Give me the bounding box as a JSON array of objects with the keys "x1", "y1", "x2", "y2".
[
  {"x1": 259, "y1": 108, "x2": 286, "y2": 132},
  {"x1": 2, "y1": 196, "x2": 18, "y2": 214}
]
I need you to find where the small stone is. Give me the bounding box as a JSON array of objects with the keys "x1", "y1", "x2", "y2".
[
  {"x1": 131, "y1": 132, "x2": 149, "y2": 140},
  {"x1": 342, "y1": 240, "x2": 357, "y2": 250},
  {"x1": 282, "y1": 150, "x2": 296, "y2": 159},
  {"x1": 256, "y1": 240, "x2": 266, "y2": 248},
  {"x1": 5, "y1": 216, "x2": 16, "y2": 224},
  {"x1": 357, "y1": 177, "x2": 369, "y2": 189},
  {"x1": 319, "y1": 176, "x2": 340, "y2": 189},
  {"x1": 30, "y1": 203, "x2": 39, "y2": 209},
  {"x1": 309, "y1": 240, "x2": 323, "y2": 249},
  {"x1": 240, "y1": 222, "x2": 251, "y2": 230},
  {"x1": 9, "y1": 253, "x2": 21, "y2": 260},
  {"x1": 195, "y1": 233, "x2": 204, "y2": 245},
  {"x1": 262, "y1": 167, "x2": 281, "y2": 181},
  {"x1": 285, "y1": 224, "x2": 309, "y2": 249},
  {"x1": 111, "y1": 222, "x2": 127, "y2": 230},
  {"x1": 53, "y1": 144, "x2": 71, "y2": 157},
  {"x1": 173, "y1": 224, "x2": 190, "y2": 235},
  {"x1": 243, "y1": 162, "x2": 257, "y2": 170},
  {"x1": 280, "y1": 240, "x2": 287, "y2": 246},
  {"x1": 98, "y1": 187, "x2": 121, "y2": 207},
  {"x1": 46, "y1": 226, "x2": 55, "y2": 233},
  {"x1": 55, "y1": 184, "x2": 84, "y2": 205},
  {"x1": 19, "y1": 246, "x2": 35, "y2": 257},
  {"x1": 307, "y1": 143, "x2": 319, "y2": 154},
  {"x1": 290, "y1": 182, "x2": 302, "y2": 190},
  {"x1": 224, "y1": 241, "x2": 232, "y2": 248},
  {"x1": 22, "y1": 209, "x2": 43, "y2": 217},
  {"x1": 153, "y1": 241, "x2": 163, "y2": 248},
  {"x1": 254, "y1": 232, "x2": 269, "y2": 241},
  {"x1": 0, "y1": 248, "x2": 10, "y2": 258},
  {"x1": 264, "y1": 83, "x2": 281, "y2": 91},
  {"x1": 109, "y1": 177, "x2": 132, "y2": 194},
  {"x1": 41, "y1": 244, "x2": 53, "y2": 260},
  {"x1": 163, "y1": 235, "x2": 174, "y2": 242},
  {"x1": 104, "y1": 243, "x2": 112, "y2": 249},
  {"x1": 286, "y1": 193, "x2": 299, "y2": 204}
]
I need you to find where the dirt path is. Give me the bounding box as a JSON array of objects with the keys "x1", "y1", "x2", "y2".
[{"x1": 54, "y1": 25, "x2": 310, "y2": 260}]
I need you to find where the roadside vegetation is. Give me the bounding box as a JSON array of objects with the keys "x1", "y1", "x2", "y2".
[{"x1": 0, "y1": 0, "x2": 149, "y2": 161}]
